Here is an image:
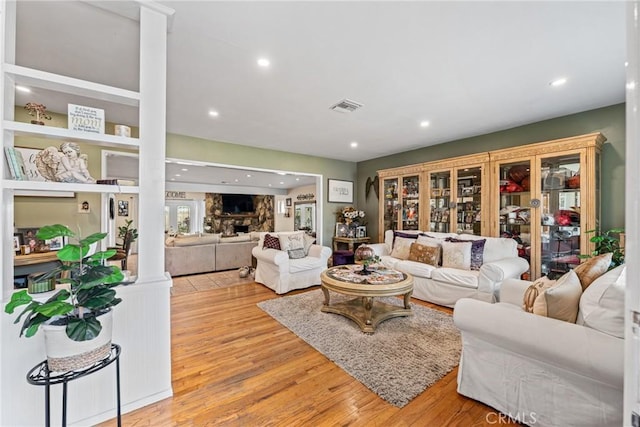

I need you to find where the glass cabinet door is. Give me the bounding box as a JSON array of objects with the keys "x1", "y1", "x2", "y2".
[
  {"x1": 456, "y1": 166, "x2": 482, "y2": 235},
  {"x1": 383, "y1": 177, "x2": 400, "y2": 232},
  {"x1": 401, "y1": 175, "x2": 420, "y2": 230},
  {"x1": 498, "y1": 161, "x2": 532, "y2": 271},
  {"x1": 429, "y1": 171, "x2": 451, "y2": 233},
  {"x1": 539, "y1": 153, "x2": 581, "y2": 279}
]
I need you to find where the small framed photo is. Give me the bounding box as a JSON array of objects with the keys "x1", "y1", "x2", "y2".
[
  {"x1": 78, "y1": 200, "x2": 91, "y2": 213},
  {"x1": 118, "y1": 200, "x2": 129, "y2": 217},
  {"x1": 461, "y1": 186, "x2": 474, "y2": 196},
  {"x1": 430, "y1": 188, "x2": 441, "y2": 198},
  {"x1": 335, "y1": 222, "x2": 349, "y2": 237},
  {"x1": 328, "y1": 179, "x2": 354, "y2": 203},
  {"x1": 356, "y1": 226, "x2": 367, "y2": 238},
  {"x1": 286, "y1": 198, "x2": 292, "y2": 207},
  {"x1": 442, "y1": 188, "x2": 450, "y2": 197},
  {"x1": 45, "y1": 236, "x2": 66, "y2": 251},
  {"x1": 13, "y1": 233, "x2": 22, "y2": 254},
  {"x1": 458, "y1": 178, "x2": 473, "y2": 188}
]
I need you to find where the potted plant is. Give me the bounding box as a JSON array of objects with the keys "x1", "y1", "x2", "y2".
[
  {"x1": 24, "y1": 102, "x2": 52, "y2": 125},
  {"x1": 4, "y1": 224, "x2": 124, "y2": 371},
  {"x1": 118, "y1": 219, "x2": 138, "y2": 246},
  {"x1": 579, "y1": 227, "x2": 625, "y2": 269}
]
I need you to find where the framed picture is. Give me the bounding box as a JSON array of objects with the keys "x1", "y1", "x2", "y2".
[
  {"x1": 13, "y1": 233, "x2": 22, "y2": 254},
  {"x1": 45, "y1": 236, "x2": 66, "y2": 251},
  {"x1": 328, "y1": 179, "x2": 354, "y2": 203},
  {"x1": 335, "y1": 222, "x2": 349, "y2": 237},
  {"x1": 118, "y1": 200, "x2": 129, "y2": 216},
  {"x1": 458, "y1": 178, "x2": 473, "y2": 188},
  {"x1": 286, "y1": 198, "x2": 292, "y2": 207},
  {"x1": 442, "y1": 188, "x2": 450, "y2": 197},
  {"x1": 78, "y1": 200, "x2": 91, "y2": 213},
  {"x1": 461, "y1": 186, "x2": 474, "y2": 196},
  {"x1": 356, "y1": 226, "x2": 367, "y2": 238},
  {"x1": 16, "y1": 227, "x2": 42, "y2": 252},
  {"x1": 430, "y1": 188, "x2": 441, "y2": 198}
]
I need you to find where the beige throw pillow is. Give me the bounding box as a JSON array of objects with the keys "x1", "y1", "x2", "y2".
[
  {"x1": 532, "y1": 270, "x2": 582, "y2": 323},
  {"x1": 407, "y1": 242, "x2": 440, "y2": 266},
  {"x1": 279, "y1": 232, "x2": 305, "y2": 252},
  {"x1": 522, "y1": 276, "x2": 556, "y2": 312},
  {"x1": 390, "y1": 236, "x2": 415, "y2": 260},
  {"x1": 441, "y1": 240, "x2": 472, "y2": 270},
  {"x1": 573, "y1": 253, "x2": 613, "y2": 291}
]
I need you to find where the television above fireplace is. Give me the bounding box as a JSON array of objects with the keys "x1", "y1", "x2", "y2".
[{"x1": 222, "y1": 194, "x2": 254, "y2": 214}]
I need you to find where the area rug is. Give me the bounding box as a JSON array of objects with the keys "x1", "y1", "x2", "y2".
[{"x1": 257, "y1": 289, "x2": 461, "y2": 407}]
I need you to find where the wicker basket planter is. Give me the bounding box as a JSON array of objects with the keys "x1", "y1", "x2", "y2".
[{"x1": 42, "y1": 310, "x2": 113, "y2": 372}]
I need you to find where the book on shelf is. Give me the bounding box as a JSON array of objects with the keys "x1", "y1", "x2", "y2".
[
  {"x1": 96, "y1": 179, "x2": 136, "y2": 186},
  {"x1": 4, "y1": 147, "x2": 26, "y2": 180},
  {"x1": 4, "y1": 147, "x2": 17, "y2": 179},
  {"x1": 14, "y1": 149, "x2": 28, "y2": 181}
]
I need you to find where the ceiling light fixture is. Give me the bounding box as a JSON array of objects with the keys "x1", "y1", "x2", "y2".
[
  {"x1": 16, "y1": 85, "x2": 31, "y2": 93},
  {"x1": 550, "y1": 78, "x2": 567, "y2": 87},
  {"x1": 246, "y1": 174, "x2": 252, "y2": 178},
  {"x1": 181, "y1": 168, "x2": 188, "y2": 172},
  {"x1": 209, "y1": 110, "x2": 219, "y2": 117},
  {"x1": 350, "y1": 141, "x2": 358, "y2": 148},
  {"x1": 279, "y1": 181, "x2": 284, "y2": 185},
  {"x1": 175, "y1": 174, "x2": 181, "y2": 177},
  {"x1": 420, "y1": 121, "x2": 430, "y2": 128},
  {"x1": 257, "y1": 58, "x2": 270, "y2": 67}
]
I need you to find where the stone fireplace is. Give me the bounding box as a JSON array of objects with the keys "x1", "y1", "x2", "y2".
[{"x1": 204, "y1": 193, "x2": 274, "y2": 234}]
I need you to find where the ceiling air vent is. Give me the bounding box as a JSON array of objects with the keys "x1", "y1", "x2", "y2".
[{"x1": 330, "y1": 98, "x2": 363, "y2": 113}]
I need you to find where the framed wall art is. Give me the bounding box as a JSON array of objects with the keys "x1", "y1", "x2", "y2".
[
  {"x1": 328, "y1": 179, "x2": 353, "y2": 203},
  {"x1": 118, "y1": 200, "x2": 129, "y2": 217}
]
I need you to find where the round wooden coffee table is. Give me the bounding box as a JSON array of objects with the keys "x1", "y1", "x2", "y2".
[{"x1": 320, "y1": 265, "x2": 414, "y2": 333}]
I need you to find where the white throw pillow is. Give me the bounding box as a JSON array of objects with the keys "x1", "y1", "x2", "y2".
[
  {"x1": 279, "y1": 232, "x2": 305, "y2": 252},
  {"x1": 416, "y1": 234, "x2": 444, "y2": 248},
  {"x1": 579, "y1": 265, "x2": 626, "y2": 338},
  {"x1": 303, "y1": 234, "x2": 316, "y2": 255},
  {"x1": 441, "y1": 240, "x2": 472, "y2": 270},
  {"x1": 390, "y1": 236, "x2": 414, "y2": 260},
  {"x1": 532, "y1": 270, "x2": 582, "y2": 323}
]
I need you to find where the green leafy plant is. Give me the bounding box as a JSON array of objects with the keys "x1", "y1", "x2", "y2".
[
  {"x1": 4, "y1": 224, "x2": 124, "y2": 341},
  {"x1": 118, "y1": 219, "x2": 138, "y2": 245},
  {"x1": 579, "y1": 227, "x2": 625, "y2": 269}
]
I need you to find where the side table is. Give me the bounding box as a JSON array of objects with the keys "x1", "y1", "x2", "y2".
[
  {"x1": 332, "y1": 236, "x2": 371, "y2": 252},
  {"x1": 27, "y1": 343, "x2": 122, "y2": 427}
]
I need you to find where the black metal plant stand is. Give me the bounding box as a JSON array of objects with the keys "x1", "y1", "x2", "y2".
[{"x1": 26, "y1": 343, "x2": 122, "y2": 427}]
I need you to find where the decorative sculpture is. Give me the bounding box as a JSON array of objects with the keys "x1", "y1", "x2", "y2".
[
  {"x1": 35, "y1": 142, "x2": 96, "y2": 183},
  {"x1": 24, "y1": 103, "x2": 52, "y2": 125}
]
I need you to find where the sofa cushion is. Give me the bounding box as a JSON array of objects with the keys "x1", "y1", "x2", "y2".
[
  {"x1": 573, "y1": 252, "x2": 613, "y2": 291},
  {"x1": 408, "y1": 242, "x2": 440, "y2": 266},
  {"x1": 394, "y1": 259, "x2": 437, "y2": 279},
  {"x1": 220, "y1": 234, "x2": 251, "y2": 243},
  {"x1": 172, "y1": 234, "x2": 220, "y2": 247},
  {"x1": 289, "y1": 256, "x2": 324, "y2": 273},
  {"x1": 303, "y1": 234, "x2": 316, "y2": 255},
  {"x1": 532, "y1": 270, "x2": 582, "y2": 323},
  {"x1": 431, "y1": 267, "x2": 479, "y2": 289},
  {"x1": 522, "y1": 276, "x2": 556, "y2": 312},
  {"x1": 441, "y1": 240, "x2": 472, "y2": 270},
  {"x1": 288, "y1": 248, "x2": 307, "y2": 259},
  {"x1": 279, "y1": 231, "x2": 305, "y2": 252},
  {"x1": 390, "y1": 236, "x2": 415, "y2": 260},
  {"x1": 263, "y1": 233, "x2": 281, "y2": 250},
  {"x1": 448, "y1": 238, "x2": 485, "y2": 270},
  {"x1": 579, "y1": 265, "x2": 626, "y2": 338}
]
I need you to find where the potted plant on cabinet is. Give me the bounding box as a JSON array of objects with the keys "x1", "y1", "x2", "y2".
[{"x1": 4, "y1": 224, "x2": 124, "y2": 372}]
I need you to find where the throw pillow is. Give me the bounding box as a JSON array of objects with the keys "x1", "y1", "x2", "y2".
[
  {"x1": 532, "y1": 270, "x2": 582, "y2": 323},
  {"x1": 407, "y1": 242, "x2": 440, "y2": 266},
  {"x1": 288, "y1": 248, "x2": 307, "y2": 259},
  {"x1": 390, "y1": 236, "x2": 415, "y2": 260},
  {"x1": 448, "y1": 238, "x2": 486, "y2": 270},
  {"x1": 279, "y1": 232, "x2": 305, "y2": 252},
  {"x1": 416, "y1": 234, "x2": 443, "y2": 248},
  {"x1": 579, "y1": 265, "x2": 626, "y2": 338},
  {"x1": 303, "y1": 234, "x2": 316, "y2": 255},
  {"x1": 573, "y1": 252, "x2": 613, "y2": 291},
  {"x1": 522, "y1": 276, "x2": 556, "y2": 312},
  {"x1": 441, "y1": 240, "x2": 472, "y2": 270},
  {"x1": 263, "y1": 233, "x2": 281, "y2": 250}
]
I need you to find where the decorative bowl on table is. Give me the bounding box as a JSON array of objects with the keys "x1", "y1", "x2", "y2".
[{"x1": 354, "y1": 245, "x2": 380, "y2": 275}]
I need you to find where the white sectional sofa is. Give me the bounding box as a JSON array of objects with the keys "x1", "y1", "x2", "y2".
[
  {"x1": 453, "y1": 265, "x2": 625, "y2": 427},
  {"x1": 367, "y1": 230, "x2": 529, "y2": 307}
]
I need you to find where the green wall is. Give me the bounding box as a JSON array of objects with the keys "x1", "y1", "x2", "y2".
[{"x1": 356, "y1": 103, "x2": 626, "y2": 242}]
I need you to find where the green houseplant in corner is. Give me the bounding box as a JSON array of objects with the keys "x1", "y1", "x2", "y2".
[
  {"x1": 5, "y1": 224, "x2": 124, "y2": 371},
  {"x1": 579, "y1": 227, "x2": 625, "y2": 269}
]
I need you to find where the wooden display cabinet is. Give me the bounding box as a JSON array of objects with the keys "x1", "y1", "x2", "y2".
[
  {"x1": 377, "y1": 164, "x2": 423, "y2": 241},
  {"x1": 489, "y1": 133, "x2": 605, "y2": 280}
]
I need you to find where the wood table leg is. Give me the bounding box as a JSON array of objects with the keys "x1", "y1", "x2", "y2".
[
  {"x1": 362, "y1": 296, "x2": 373, "y2": 326},
  {"x1": 403, "y1": 290, "x2": 413, "y2": 309},
  {"x1": 321, "y1": 286, "x2": 330, "y2": 305}
]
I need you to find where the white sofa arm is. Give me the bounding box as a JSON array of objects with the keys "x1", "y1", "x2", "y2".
[
  {"x1": 367, "y1": 243, "x2": 390, "y2": 257},
  {"x1": 499, "y1": 278, "x2": 532, "y2": 306},
  {"x1": 308, "y1": 244, "x2": 331, "y2": 259},
  {"x1": 453, "y1": 298, "x2": 624, "y2": 388},
  {"x1": 251, "y1": 246, "x2": 289, "y2": 266},
  {"x1": 480, "y1": 257, "x2": 529, "y2": 282}
]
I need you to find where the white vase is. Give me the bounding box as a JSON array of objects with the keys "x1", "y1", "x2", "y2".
[{"x1": 42, "y1": 310, "x2": 113, "y2": 372}]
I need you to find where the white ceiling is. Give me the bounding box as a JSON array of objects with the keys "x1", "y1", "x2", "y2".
[{"x1": 13, "y1": 1, "x2": 626, "y2": 186}]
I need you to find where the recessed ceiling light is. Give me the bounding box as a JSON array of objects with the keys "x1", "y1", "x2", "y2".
[
  {"x1": 295, "y1": 178, "x2": 300, "y2": 181},
  {"x1": 268, "y1": 184, "x2": 272, "y2": 187},
  {"x1": 420, "y1": 121, "x2": 430, "y2": 128},
  {"x1": 181, "y1": 168, "x2": 188, "y2": 172},
  {"x1": 350, "y1": 141, "x2": 358, "y2": 148},
  {"x1": 175, "y1": 174, "x2": 181, "y2": 177},
  {"x1": 550, "y1": 78, "x2": 567, "y2": 87},
  {"x1": 257, "y1": 58, "x2": 270, "y2": 67},
  {"x1": 16, "y1": 85, "x2": 31, "y2": 93},
  {"x1": 170, "y1": 178, "x2": 175, "y2": 181},
  {"x1": 234, "y1": 179, "x2": 239, "y2": 182},
  {"x1": 280, "y1": 181, "x2": 284, "y2": 185},
  {"x1": 246, "y1": 174, "x2": 252, "y2": 178},
  {"x1": 209, "y1": 110, "x2": 219, "y2": 117}
]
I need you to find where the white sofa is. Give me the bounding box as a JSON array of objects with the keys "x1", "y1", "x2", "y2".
[
  {"x1": 453, "y1": 265, "x2": 626, "y2": 427},
  {"x1": 252, "y1": 231, "x2": 331, "y2": 294},
  {"x1": 367, "y1": 230, "x2": 529, "y2": 307}
]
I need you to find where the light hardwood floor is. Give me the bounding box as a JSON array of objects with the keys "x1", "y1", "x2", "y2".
[{"x1": 99, "y1": 272, "x2": 519, "y2": 426}]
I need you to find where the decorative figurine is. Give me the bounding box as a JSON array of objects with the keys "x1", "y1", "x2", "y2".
[
  {"x1": 24, "y1": 103, "x2": 52, "y2": 125},
  {"x1": 35, "y1": 142, "x2": 96, "y2": 183}
]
